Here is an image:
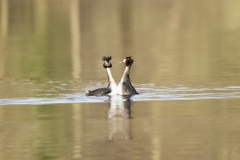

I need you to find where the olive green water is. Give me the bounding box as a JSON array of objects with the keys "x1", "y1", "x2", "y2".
[{"x1": 1, "y1": 0, "x2": 240, "y2": 159}]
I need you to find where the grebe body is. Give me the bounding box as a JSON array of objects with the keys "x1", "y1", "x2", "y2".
[
  {"x1": 86, "y1": 56, "x2": 117, "y2": 96},
  {"x1": 117, "y1": 56, "x2": 138, "y2": 95}
]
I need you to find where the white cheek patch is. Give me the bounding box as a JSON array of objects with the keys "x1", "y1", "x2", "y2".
[{"x1": 123, "y1": 59, "x2": 126, "y2": 63}]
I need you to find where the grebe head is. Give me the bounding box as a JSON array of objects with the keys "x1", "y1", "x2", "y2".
[
  {"x1": 102, "y1": 56, "x2": 112, "y2": 68},
  {"x1": 119, "y1": 56, "x2": 134, "y2": 66}
]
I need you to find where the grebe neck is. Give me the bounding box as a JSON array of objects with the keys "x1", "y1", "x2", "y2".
[
  {"x1": 106, "y1": 68, "x2": 117, "y2": 95},
  {"x1": 106, "y1": 68, "x2": 115, "y2": 84},
  {"x1": 120, "y1": 66, "x2": 131, "y2": 83}
]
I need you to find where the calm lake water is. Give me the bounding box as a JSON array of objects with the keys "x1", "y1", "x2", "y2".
[{"x1": 1, "y1": 0, "x2": 240, "y2": 160}]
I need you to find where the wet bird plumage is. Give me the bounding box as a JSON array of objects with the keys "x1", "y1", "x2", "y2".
[
  {"x1": 85, "y1": 87, "x2": 111, "y2": 96},
  {"x1": 117, "y1": 56, "x2": 138, "y2": 95},
  {"x1": 86, "y1": 56, "x2": 117, "y2": 96}
]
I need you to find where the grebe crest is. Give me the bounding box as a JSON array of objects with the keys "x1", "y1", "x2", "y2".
[
  {"x1": 103, "y1": 56, "x2": 112, "y2": 68},
  {"x1": 119, "y1": 56, "x2": 134, "y2": 66}
]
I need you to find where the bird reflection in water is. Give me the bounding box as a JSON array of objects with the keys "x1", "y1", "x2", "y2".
[{"x1": 107, "y1": 96, "x2": 132, "y2": 141}]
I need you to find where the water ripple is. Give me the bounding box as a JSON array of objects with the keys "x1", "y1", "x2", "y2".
[{"x1": 0, "y1": 85, "x2": 240, "y2": 105}]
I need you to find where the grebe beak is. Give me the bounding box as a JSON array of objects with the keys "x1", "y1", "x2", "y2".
[{"x1": 119, "y1": 59, "x2": 126, "y2": 63}]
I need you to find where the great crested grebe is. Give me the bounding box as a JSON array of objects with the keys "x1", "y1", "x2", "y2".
[
  {"x1": 117, "y1": 56, "x2": 138, "y2": 95},
  {"x1": 86, "y1": 56, "x2": 118, "y2": 96}
]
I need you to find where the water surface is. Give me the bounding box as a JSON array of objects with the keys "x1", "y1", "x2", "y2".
[{"x1": 1, "y1": 0, "x2": 240, "y2": 159}]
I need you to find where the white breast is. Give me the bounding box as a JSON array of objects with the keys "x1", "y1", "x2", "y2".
[
  {"x1": 117, "y1": 82, "x2": 124, "y2": 95},
  {"x1": 109, "y1": 82, "x2": 118, "y2": 95}
]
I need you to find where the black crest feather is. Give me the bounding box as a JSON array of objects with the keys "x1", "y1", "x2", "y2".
[
  {"x1": 125, "y1": 56, "x2": 133, "y2": 66},
  {"x1": 102, "y1": 56, "x2": 112, "y2": 61}
]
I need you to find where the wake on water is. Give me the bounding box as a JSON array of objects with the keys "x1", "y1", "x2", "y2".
[{"x1": 1, "y1": 85, "x2": 240, "y2": 105}]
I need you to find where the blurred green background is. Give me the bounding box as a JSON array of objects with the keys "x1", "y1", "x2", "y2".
[{"x1": 1, "y1": 0, "x2": 240, "y2": 85}]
